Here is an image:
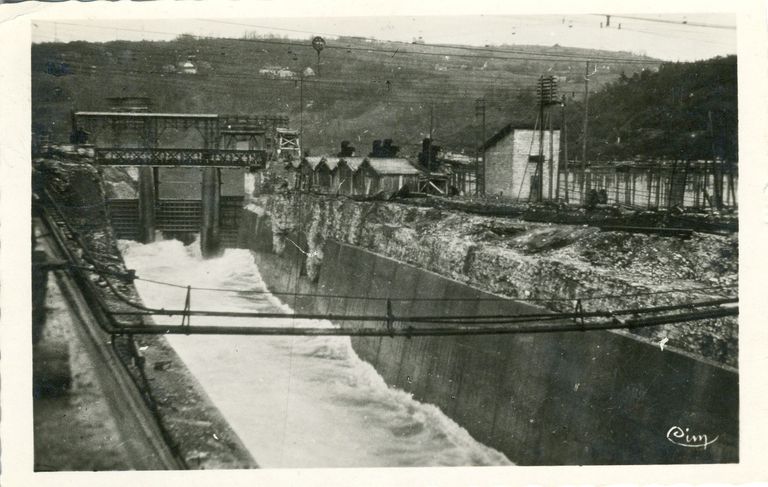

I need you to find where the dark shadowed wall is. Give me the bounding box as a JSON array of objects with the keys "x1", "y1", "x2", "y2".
[{"x1": 241, "y1": 209, "x2": 738, "y2": 465}]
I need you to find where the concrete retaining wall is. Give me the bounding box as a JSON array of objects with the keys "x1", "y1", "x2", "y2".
[
  {"x1": 241, "y1": 209, "x2": 738, "y2": 466},
  {"x1": 41, "y1": 158, "x2": 258, "y2": 469}
]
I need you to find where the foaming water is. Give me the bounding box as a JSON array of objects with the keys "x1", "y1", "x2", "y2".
[{"x1": 119, "y1": 238, "x2": 512, "y2": 468}]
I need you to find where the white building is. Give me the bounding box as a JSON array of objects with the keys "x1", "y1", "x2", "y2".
[
  {"x1": 180, "y1": 60, "x2": 197, "y2": 75},
  {"x1": 259, "y1": 65, "x2": 282, "y2": 77},
  {"x1": 482, "y1": 125, "x2": 561, "y2": 200}
]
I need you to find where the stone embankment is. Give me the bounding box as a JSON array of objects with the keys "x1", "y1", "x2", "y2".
[{"x1": 253, "y1": 191, "x2": 738, "y2": 368}]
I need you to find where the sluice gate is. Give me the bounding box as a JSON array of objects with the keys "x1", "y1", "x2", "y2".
[
  {"x1": 71, "y1": 107, "x2": 299, "y2": 256},
  {"x1": 107, "y1": 196, "x2": 244, "y2": 247}
]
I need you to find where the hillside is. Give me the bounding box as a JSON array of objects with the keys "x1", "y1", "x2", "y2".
[
  {"x1": 575, "y1": 56, "x2": 737, "y2": 162},
  {"x1": 32, "y1": 34, "x2": 659, "y2": 156}
]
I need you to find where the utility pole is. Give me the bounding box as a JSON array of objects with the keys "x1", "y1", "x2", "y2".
[
  {"x1": 427, "y1": 101, "x2": 435, "y2": 168},
  {"x1": 561, "y1": 94, "x2": 569, "y2": 203},
  {"x1": 475, "y1": 98, "x2": 486, "y2": 196},
  {"x1": 707, "y1": 110, "x2": 722, "y2": 209},
  {"x1": 548, "y1": 104, "x2": 555, "y2": 200},
  {"x1": 536, "y1": 75, "x2": 557, "y2": 202},
  {"x1": 538, "y1": 76, "x2": 546, "y2": 202},
  {"x1": 580, "y1": 60, "x2": 591, "y2": 202},
  {"x1": 429, "y1": 101, "x2": 434, "y2": 139},
  {"x1": 299, "y1": 74, "x2": 304, "y2": 146}
]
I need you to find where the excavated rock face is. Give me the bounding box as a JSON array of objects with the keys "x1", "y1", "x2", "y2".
[
  {"x1": 101, "y1": 167, "x2": 139, "y2": 199},
  {"x1": 255, "y1": 192, "x2": 738, "y2": 368}
]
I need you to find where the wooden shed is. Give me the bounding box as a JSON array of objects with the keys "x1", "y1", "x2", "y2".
[
  {"x1": 297, "y1": 156, "x2": 342, "y2": 193},
  {"x1": 359, "y1": 158, "x2": 422, "y2": 195},
  {"x1": 296, "y1": 156, "x2": 324, "y2": 190},
  {"x1": 318, "y1": 157, "x2": 342, "y2": 192},
  {"x1": 337, "y1": 157, "x2": 367, "y2": 196}
]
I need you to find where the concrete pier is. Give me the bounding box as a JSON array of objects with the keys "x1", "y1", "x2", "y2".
[
  {"x1": 137, "y1": 167, "x2": 156, "y2": 243},
  {"x1": 201, "y1": 167, "x2": 221, "y2": 257}
]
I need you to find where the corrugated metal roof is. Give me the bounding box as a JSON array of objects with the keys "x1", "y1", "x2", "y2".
[
  {"x1": 321, "y1": 157, "x2": 341, "y2": 171},
  {"x1": 306, "y1": 155, "x2": 422, "y2": 174},
  {"x1": 304, "y1": 156, "x2": 324, "y2": 170},
  {"x1": 340, "y1": 157, "x2": 366, "y2": 171},
  {"x1": 367, "y1": 158, "x2": 421, "y2": 175}
]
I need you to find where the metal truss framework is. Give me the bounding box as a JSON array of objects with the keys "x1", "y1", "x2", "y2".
[
  {"x1": 94, "y1": 148, "x2": 268, "y2": 167},
  {"x1": 73, "y1": 111, "x2": 290, "y2": 168},
  {"x1": 276, "y1": 128, "x2": 301, "y2": 160}
]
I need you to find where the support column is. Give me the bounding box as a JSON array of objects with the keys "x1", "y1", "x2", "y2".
[
  {"x1": 201, "y1": 167, "x2": 221, "y2": 257},
  {"x1": 138, "y1": 166, "x2": 156, "y2": 243}
]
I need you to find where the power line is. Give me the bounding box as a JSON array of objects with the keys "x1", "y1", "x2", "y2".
[
  {"x1": 94, "y1": 305, "x2": 739, "y2": 337},
  {"x1": 59, "y1": 61, "x2": 547, "y2": 93},
  {"x1": 40, "y1": 20, "x2": 668, "y2": 65},
  {"x1": 132, "y1": 272, "x2": 735, "y2": 303},
  {"x1": 51, "y1": 64, "x2": 546, "y2": 107},
  {"x1": 41, "y1": 189, "x2": 738, "y2": 341},
  {"x1": 618, "y1": 26, "x2": 735, "y2": 48},
  {"x1": 603, "y1": 14, "x2": 736, "y2": 30},
  {"x1": 44, "y1": 58, "x2": 592, "y2": 108},
  {"x1": 202, "y1": 18, "x2": 665, "y2": 64},
  {"x1": 53, "y1": 59, "x2": 545, "y2": 92},
  {"x1": 53, "y1": 56, "x2": 541, "y2": 88},
  {"x1": 47, "y1": 192, "x2": 737, "y2": 308}
]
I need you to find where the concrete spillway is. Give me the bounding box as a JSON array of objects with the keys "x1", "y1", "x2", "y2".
[
  {"x1": 120, "y1": 210, "x2": 737, "y2": 466},
  {"x1": 121, "y1": 238, "x2": 512, "y2": 468},
  {"x1": 236, "y1": 197, "x2": 738, "y2": 465}
]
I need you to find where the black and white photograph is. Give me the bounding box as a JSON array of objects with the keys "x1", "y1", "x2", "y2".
[{"x1": 1, "y1": 1, "x2": 767, "y2": 485}]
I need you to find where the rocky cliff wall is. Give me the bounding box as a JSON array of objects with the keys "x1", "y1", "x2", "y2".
[
  {"x1": 241, "y1": 203, "x2": 738, "y2": 465},
  {"x1": 250, "y1": 192, "x2": 738, "y2": 367}
]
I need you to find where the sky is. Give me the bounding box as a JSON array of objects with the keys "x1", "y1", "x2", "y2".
[{"x1": 31, "y1": 13, "x2": 736, "y2": 62}]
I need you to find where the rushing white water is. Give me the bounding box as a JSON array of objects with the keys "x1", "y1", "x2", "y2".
[{"x1": 119, "y1": 238, "x2": 512, "y2": 468}]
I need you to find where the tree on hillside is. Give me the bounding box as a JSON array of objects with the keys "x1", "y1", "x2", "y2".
[{"x1": 568, "y1": 56, "x2": 737, "y2": 163}]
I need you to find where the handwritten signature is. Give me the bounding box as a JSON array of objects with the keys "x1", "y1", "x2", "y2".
[{"x1": 666, "y1": 426, "x2": 719, "y2": 449}]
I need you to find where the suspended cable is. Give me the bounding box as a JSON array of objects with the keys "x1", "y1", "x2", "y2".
[
  {"x1": 40, "y1": 186, "x2": 737, "y2": 340},
  {"x1": 39, "y1": 20, "x2": 669, "y2": 65},
  {"x1": 131, "y1": 273, "x2": 735, "y2": 303},
  {"x1": 76, "y1": 306, "x2": 740, "y2": 338},
  {"x1": 601, "y1": 15, "x2": 736, "y2": 30}
]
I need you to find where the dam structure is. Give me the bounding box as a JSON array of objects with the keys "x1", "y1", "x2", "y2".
[
  {"x1": 20, "y1": 14, "x2": 748, "y2": 476},
  {"x1": 33, "y1": 140, "x2": 738, "y2": 467},
  {"x1": 34, "y1": 149, "x2": 513, "y2": 468}
]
